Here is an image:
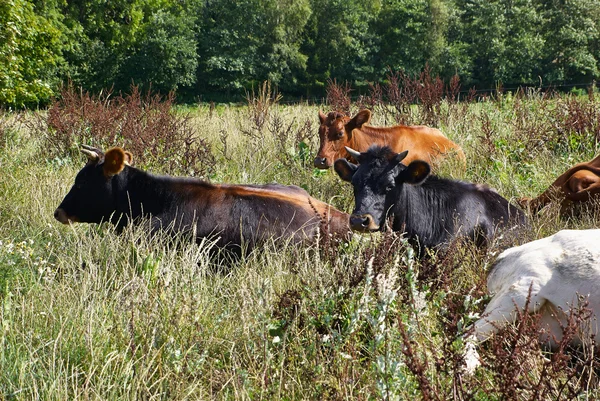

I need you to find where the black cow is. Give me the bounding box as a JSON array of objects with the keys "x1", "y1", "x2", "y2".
[
  {"x1": 334, "y1": 146, "x2": 526, "y2": 251},
  {"x1": 55, "y1": 145, "x2": 350, "y2": 255}
]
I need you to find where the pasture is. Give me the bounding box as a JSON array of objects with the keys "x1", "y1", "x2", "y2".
[{"x1": 1, "y1": 89, "x2": 600, "y2": 400}]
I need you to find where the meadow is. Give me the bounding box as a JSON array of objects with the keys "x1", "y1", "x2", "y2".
[{"x1": 1, "y1": 84, "x2": 600, "y2": 400}]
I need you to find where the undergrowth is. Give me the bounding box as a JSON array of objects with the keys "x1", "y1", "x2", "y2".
[{"x1": 1, "y1": 80, "x2": 600, "y2": 400}]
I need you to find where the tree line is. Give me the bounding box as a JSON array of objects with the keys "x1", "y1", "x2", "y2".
[{"x1": 2, "y1": 0, "x2": 600, "y2": 108}]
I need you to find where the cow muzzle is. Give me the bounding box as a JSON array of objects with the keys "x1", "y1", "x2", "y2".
[
  {"x1": 313, "y1": 157, "x2": 330, "y2": 169},
  {"x1": 54, "y1": 208, "x2": 77, "y2": 224},
  {"x1": 349, "y1": 214, "x2": 379, "y2": 232}
]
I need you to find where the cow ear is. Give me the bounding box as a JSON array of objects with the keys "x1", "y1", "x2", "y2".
[
  {"x1": 334, "y1": 158, "x2": 358, "y2": 182},
  {"x1": 399, "y1": 160, "x2": 430, "y2": 185},
  {"x1": 124, "y1": 151, "x2": 133, "y2": 165},
  {"x1": 348, "y1": 109, "x2": 371, "y2": 129},
  {"x1": 103, "y1": 147, "x2": 129, "y2": 177},
  {"x1": 318, "y1": 110, "x2": 327, "y2": 124}
]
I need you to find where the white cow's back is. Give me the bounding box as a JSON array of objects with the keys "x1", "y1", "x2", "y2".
[
  {"x1": 488, "y1": 229, "x2": 600, "y2": 299},
  {"x1": 465, "y1": 229, "x2": 600, "y2": 373}
]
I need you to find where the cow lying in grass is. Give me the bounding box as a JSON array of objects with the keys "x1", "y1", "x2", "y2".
[
  {"x1": 334, "y1": 145, "x2": 525, "y2": 252},
  {"x1": 54, "y1": 145, "x2": 350, "y2": 255},
  {"x1": 314, "y1": 109, "x2": 465, "y2": 170},
  {"x1": 519, "y1": 154, "x2": 600, "y2": 213},
  {"x1": 463, "y1": 229, "x2": 600, "y2": 373}
]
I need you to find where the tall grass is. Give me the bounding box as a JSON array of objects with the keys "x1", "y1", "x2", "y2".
[{"x1": 1, "y1": 84, "x2": 600, "y2": 399}]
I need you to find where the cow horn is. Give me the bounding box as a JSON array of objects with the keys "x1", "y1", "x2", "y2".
[
  {"x1": 397, "y1": 150, "x2": 409, "y2": 162},
  {"x1": 81, "y1": 144, "x2": 102, "y2": 153},
  {"x1": 81, "y1": 147, "x2": 100, "y2": 162},
  {"x1": 345, "y1": 146, "x2": 361, "y2": 160}
]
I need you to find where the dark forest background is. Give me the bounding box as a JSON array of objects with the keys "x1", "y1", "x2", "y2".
[{"x1": 2, "y1": 0, "x2": 600, "y2": 108}]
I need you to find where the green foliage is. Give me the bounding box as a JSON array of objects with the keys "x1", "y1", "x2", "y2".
[
  {"x1": 0, "y1": 0, "x2": 66, "y2": 108},
  {"x1": 123, "y1": 7, "x2": 198, "y2": 93},
  {"x1": 3, "y1": 0, "x2": 600, "y2": 105},
  {"x1": 197, "y1": 0, "x2": 311, "y2": 93},
  {"x1": 61, "y1": 0, "x2": 198, "y2": 95},
  {"x1": 455, "y1": 0, "x2": 546, "y2": 87},
  {"x1": 373, "y1": 0, "x2": 430, "y2": 77},
  {"x1": 301, "y1": 0, "x2": 380, "y2": 89},
  {"x1": 540, "y1": 0, "x2": 600, "y2": 83}
]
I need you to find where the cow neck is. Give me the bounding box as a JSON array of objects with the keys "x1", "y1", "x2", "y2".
[
  {"x1": 394, "y1": 177, "x2": 449, "y2": 244},
  {"x1": 116, "y1": 167, "x2": 175, "y2": 220}
]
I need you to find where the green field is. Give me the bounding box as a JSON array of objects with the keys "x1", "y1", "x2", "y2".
[{"x1": 1, "y1": 93, "x2": 599, "y2": 400}]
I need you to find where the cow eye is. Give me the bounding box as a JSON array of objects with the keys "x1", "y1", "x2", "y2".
[
  {"x1": 385, "y1": 185, "x2": 394, "y2": 192},
  {"x1": 336, "y1": 132, "x2": 344, "y2": 138}
]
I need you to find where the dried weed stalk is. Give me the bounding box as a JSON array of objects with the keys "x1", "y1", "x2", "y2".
[
  {"x1": 245, "y1": 80, "x2": 282, "y2": 133},
  {"x1": 40, "y1": 83, "x2": 215, "y2": 177},
  {"x1": 326, "y1": 78, "x2": 352, "y2": 115}
]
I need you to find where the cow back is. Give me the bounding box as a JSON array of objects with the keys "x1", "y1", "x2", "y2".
[{"x1": 394, "y1": 177, "x2": 525, "y2": 249}]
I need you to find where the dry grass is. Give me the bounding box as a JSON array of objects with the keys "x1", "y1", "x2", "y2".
[{"x1": 1, "y1": 85, "x2": 600, "y2": 399}]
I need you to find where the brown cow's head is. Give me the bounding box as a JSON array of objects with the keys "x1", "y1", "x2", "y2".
[
  {"x1": 314, "y1": 109, "x2": 372, "y2": 169},
  {"x1": 54, "y1": 146, "x2": 133, "y2": 225}
]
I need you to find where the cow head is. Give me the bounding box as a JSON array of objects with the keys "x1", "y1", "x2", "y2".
[
  {"x1": 54, "y1": 146, "x2": 133, "y2": 225},
  {"x1": 334, "y1": 146, "x2": 430, "y2": 232},
  {"x1": 314, "y1": 109, "x2": 372, "y2": 169}
]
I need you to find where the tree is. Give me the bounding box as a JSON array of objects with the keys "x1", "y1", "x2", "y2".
[
  {"x1": 456, "y1": 0, "x2": 544, "y2": 87},
  {"x1": 59, "y1": 0, "x2": 145, "y2": 92},
  {"x1": 0, "y1": 0, "x2": 66, "y2": 108},
  {"x1": 60, "y1": 0, "x2": 198, "y2": 95},
  {"x1": 196, "y1": 0, "x2": 311, "y2": 95},
  {"x1": 372, "y1": 0, "x2": 430, "y2": 77},
  {"x1": 300, "y1": 0, "x2": 380, "y2": 92},
  {"x1": 258, "y1": 0, "x2": 312, "y2": 92},
  {"x1": 498, "y1": 0, "x2": 544, "y2": 85},
  {"x1": 539, "y1": 0, "x2": 600, "y2": 84},
  {"x1": 120, "y1": 5, "x2": 198, "y2": 94}
]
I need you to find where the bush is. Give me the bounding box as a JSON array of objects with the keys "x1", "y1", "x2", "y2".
[{"x1": 43, "y1": 83, "x2": 215, "y2": 177}]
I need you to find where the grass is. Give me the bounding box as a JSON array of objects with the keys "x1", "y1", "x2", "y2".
[{"x1": 1, "y1": 92, "x2": 600, "y2": 400}]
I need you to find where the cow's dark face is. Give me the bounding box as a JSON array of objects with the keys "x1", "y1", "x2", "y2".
[
  {"x1": 334, "y1": 146, "x2": 430, "y2": 232},
  {"x1": 54, "y1": 147, "x2": 132, "y2": 225},
  {"x1": 314, "y1": 109, "x2": 372, "y2": 169}
]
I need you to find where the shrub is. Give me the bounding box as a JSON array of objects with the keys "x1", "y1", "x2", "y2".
[
  {"x1": 333, "y1": 66, "x2": 461, "y2": 127},
  {"x1": 43, "y1": 83, "x2": 215, "y2": 177}
]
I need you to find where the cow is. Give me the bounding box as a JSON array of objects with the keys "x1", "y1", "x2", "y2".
[
  {"x1": 334, "y1": 146, "x2": 526, "y2": 252},
  {"x1": 463, "y1": 229, "x2": 600, "y2": 373},
  {"x1": 314, "y1": 109, "x2": 465, "y2": 170},
  {"x1": 519, "y1": 154, "x2": 600, "y2": 213},
  {"x1": 54, "y1": 145, "x2": 351, "y2": 255}
]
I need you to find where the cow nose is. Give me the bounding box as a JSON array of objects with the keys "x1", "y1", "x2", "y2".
[
  {"x1": 54, "y1": 208, "x2": 69, "y2": 224},
  {"x1": 349, "y1": 214, "x2": 378, "y2": 232},
  {"x1": 314, "y1": 157, "x2": 329, "y2": 169}
]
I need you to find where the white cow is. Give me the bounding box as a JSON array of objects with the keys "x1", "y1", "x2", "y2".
[{"x1": 464, "y1": 229, "x2": 600, "y2": 373}]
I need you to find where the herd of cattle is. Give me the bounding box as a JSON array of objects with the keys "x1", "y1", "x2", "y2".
[{"x1": 54, "y1": 109, "x2": 600, "y2": 373}]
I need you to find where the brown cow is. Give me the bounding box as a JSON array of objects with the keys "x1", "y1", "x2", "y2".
[
  {"x1": 55, "y1": 146, "x2": 351, "y2": 256},
  {"x1": 313, "y1": 109, "x2": 465, "y2": 169},
  {"x1": 519, "y1": 154, "x2": 600, "y2": 212}
]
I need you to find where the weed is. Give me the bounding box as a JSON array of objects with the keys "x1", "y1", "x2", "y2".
[
  {"x1": 325, "y1": 78, "x2": 353, "y2": 115},
  {"x1": 245, "y1": 80, "x2": 282, "y2": 133},
  {"x1": 37, "y1": 82, "x2": 216, "y2": 177}
]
